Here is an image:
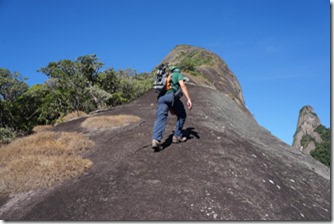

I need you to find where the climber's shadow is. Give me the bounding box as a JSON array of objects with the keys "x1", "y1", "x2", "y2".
[
  {"x1": 159, "y1": 127, "x2": 200, "y2": 152},
  {"x1": 183, "y1": 127, "x2": 200, "y2": 140}
]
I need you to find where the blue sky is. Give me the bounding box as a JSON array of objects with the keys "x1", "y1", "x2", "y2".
[{"x1": 0, "y1": 0, "x2": 330, "y2": 145}]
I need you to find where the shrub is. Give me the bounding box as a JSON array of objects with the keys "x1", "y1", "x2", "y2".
[
  {"x1": 311, "y1": 143, "x2": 330, "y2": 167},
  {"x1": 0, "y1": 127, "x2": 16, "y2": 145},
  {"x1": 311, "y1": 125, "x2": 331, "y2": 167},
  {"x1": 177, "y1": 51, "x2": 213, "y2": 77},
  {"x1": 300, "y1": 134, "x2": 315, "y2": 148},
  {"x1": 315, "y1": 125, "x2": 330, "y2": 142}
]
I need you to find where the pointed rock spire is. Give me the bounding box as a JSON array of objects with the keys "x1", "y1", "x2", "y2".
[{"x1": 292, "y1": 105, "x2": 322, "y2": 154}]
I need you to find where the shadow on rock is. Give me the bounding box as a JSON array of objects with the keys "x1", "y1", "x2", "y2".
[{"x1": 158, "y1": 127, "x2": 200, "y2": 152}]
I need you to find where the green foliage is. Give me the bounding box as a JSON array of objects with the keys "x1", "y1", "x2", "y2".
[
  {"x1": 176, "y1": 51, "x2": 214, "y2": 77},
  {"x1": 97, "y1": 68, "x2": 120, "y2": 93},
  {"x1": 311, "y1": 125, "x2": 331, "y2": 167},
  {"x1": 39, "y1": 58, "x2": 93, "y2": 113},
  {"x1": 315, "y1": 125, "x2": 330, "y2": 142},
  {"x1": 77, "y1": 54, "x2": 104, "y2": 83},
  {"x1": 178, "y1": 55, "x2": 196, "y2": 72},
  {"x1": 86, "y1": 85, "x2": 113, "y2": 109},
  {"x1": 300, "y1": 134, "x2": 315, "y2": 148},
  {"x1": 24, "y1": 84, "x2": 62, "y2": 125},
  {"x1": 0, "y1": 127, "x2": 16, "y2": 145},
  {"x1": 0, "y1": 54, "x2": 153, "y2": 142},
  {"x1": 0, "y1": 69, "x2": 30, "y2": 133},
  {"x1": 0, "y1": 68, "x2": 28, "y2": 101},
  {"x1": 116, "y1": 71, "x2": 153, "y2": 100},
  {"x1": 108, "y1": 92, "x2": 128, "y2": 107},
  {"x1": 311, "y1": 142, "x2": 330, "y2": 167}
]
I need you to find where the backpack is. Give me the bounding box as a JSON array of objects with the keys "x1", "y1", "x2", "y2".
[{"x1": 153, "y1": 64, "x2": 172, "y2": 93}]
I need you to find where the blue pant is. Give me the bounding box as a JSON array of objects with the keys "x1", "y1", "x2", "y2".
[{"x1": 152, "y1": 91, "x2": 187, "y2": 142}]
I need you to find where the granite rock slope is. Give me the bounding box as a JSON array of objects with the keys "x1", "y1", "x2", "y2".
[{"x1": 0, "y1": 46, "x2": 330, "y2": 221}]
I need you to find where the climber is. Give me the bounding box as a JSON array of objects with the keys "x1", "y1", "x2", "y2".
[{"x1": 151, "y1": 65, "x2": 192, "y2": 152}]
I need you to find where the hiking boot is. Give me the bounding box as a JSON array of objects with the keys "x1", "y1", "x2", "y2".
[
  {"x1": 172, "y1": 136, "x2": 187, "y2": 143},
  {"x1": 152, "y1": 139, "x2": 161, "y2": 152}
]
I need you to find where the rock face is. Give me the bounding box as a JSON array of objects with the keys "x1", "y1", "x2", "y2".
[
  {"x1": 0, "y1": 46, "x2": 330, "y2": 221},
  {"x1": 161, "y1": 45, "x2": 248, "y2": 114},
  {"x1": 292, "y1": 105, "x2": 322, "y2": 154}
]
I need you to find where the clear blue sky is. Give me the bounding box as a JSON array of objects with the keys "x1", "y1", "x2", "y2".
[{"x1": 0, "y1": 0, "x2": 330, "y2": 145}]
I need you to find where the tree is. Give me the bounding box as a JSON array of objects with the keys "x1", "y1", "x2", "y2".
[
  {"x1": 39, "y1": 60, "x2": 79, "y2": 113},
  {"x1": 96, "y1": 68, "x2": 119, "y2": 93},
  {"x1": 76, "y1": 54, "x2": 109, "y2": 109},
  {"x1": 0, "y1": 55, "x2": 154, "y2": 144},
  {"x1": 95, "y1": 68, "x2": 126, "y2": 107},
  {"x1": 38, "y1": 55, "x2": 105, "y2": 113},
  {"x1": 0, "y1": 68, "x2": 28, "y2": 101},
  {"x1": 77, "y1": 54, "x2": 103, "y2": 83},
  {"x1": 311, "y1": 125, "x2": 331, "y2": 167},
  {"x1": 115, "y1": 69, "x2": 153, "y2": 101},
  {"x1": 20, "y1": 84, "x2": 58, "y2": 126},
  {"x1": 0, "y1": 68, "x2": 29, "y2": 131}
]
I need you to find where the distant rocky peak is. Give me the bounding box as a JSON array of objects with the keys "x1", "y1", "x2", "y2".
[
  {"x1": 292, "y1": 105, "x2": 322, "y2": 154},
  {"x1": 297, "y1": 105, "x2": 321, "y2": 128}
]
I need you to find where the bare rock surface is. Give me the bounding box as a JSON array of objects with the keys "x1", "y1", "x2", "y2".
[
  {"x1": 292, "y1": 105, "x2": 323, "y2": 154},
  {"x1": 0, "y1": 84, "x2": 330, "y2": 221}
]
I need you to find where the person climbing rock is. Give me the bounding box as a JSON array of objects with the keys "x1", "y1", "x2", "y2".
[{"x1": 152, "y1": 65, "x2": 192, "y2": 151}]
